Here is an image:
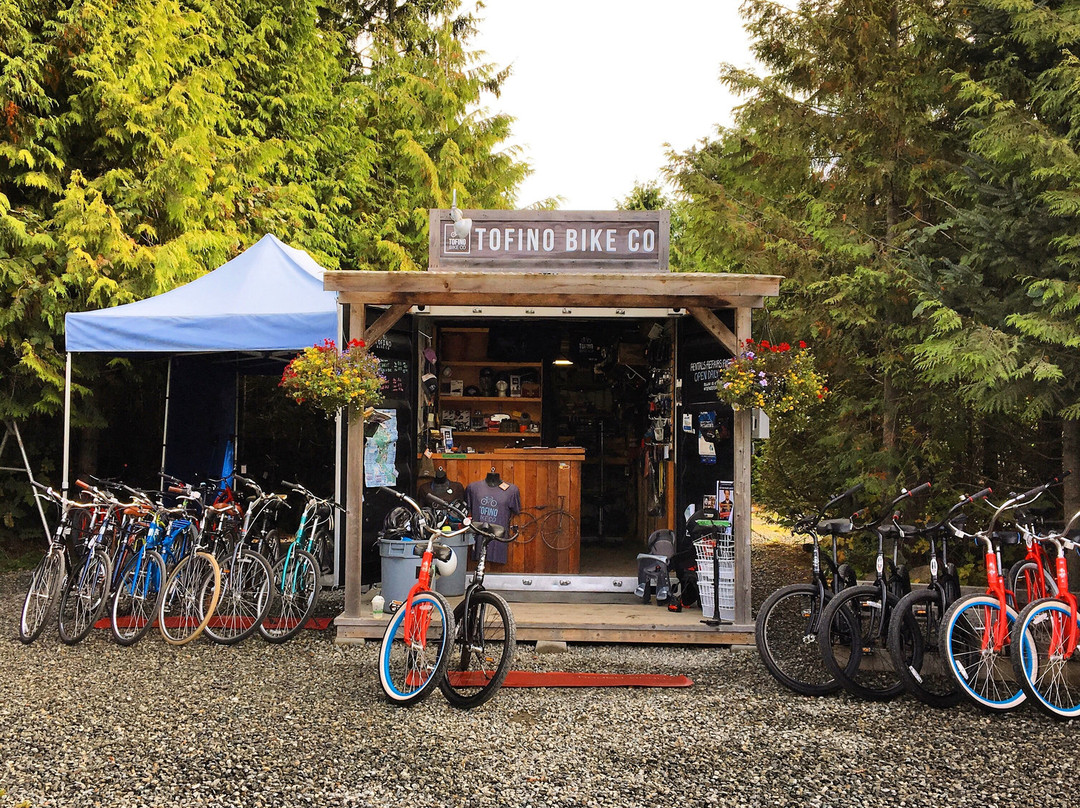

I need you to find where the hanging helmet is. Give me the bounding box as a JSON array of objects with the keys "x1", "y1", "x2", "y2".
[{"x1": 433, "y1": 544, "x2": 458, "y2": 578}]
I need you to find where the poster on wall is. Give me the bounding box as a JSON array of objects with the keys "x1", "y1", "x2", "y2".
[
  {"x1": 718, "y1": 482, "x2": 734, "y2": 521},
  {"x1": 364, "y1": 408, "x2": 399, "y2": 487}
]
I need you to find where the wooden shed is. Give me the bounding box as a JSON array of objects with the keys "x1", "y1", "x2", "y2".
[{"x1": 327, "y1": 210, "x2": 781, "y2": 645}]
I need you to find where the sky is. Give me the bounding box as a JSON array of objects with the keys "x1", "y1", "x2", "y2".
[{"x1": 470, "y1": 1, "x2": 757, "y2": 210}]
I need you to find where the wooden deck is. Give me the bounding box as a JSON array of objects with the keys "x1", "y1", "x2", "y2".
[{"x1": 334, "y1": 594, "x2": 754, "y2": 646}]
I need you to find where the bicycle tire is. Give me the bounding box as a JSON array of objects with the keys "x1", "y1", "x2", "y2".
[
  {"x1": 1011, "y1": 598, "x2": 1080, "y2": 720},
  {"x1": 540, "y1": 510, "x2": 577, "y2": 551},
  {"x1": 1008, "y1": 559, "x2": 1058, "y2": 613},
  {"x1": 887, "y1": 588, "x2": 961, "y2": 708},
  {"x1": 57, "y1": 551, "x2": 113, "y2": 645},
  {"x1": 940, "y1": 594, "x2": 1029, "y2": 712},
  {"x1": 158, "y1": 551, "x2": 221, "y2": 645},
  {"x1": 19, "y1": 550, "x2": 66, "y2": 644},
  {"x1": 379, "y1": 590, "x2": 455, "y2": 706},
  {"x1": 755, "y1": 584, "x2": 854, "y2": 696},
  {"x1": 258, "y1": 549, "x2": 320, "y2": 643},
  {"x1": 204, "y1": 549, "x2": 273, "y2": 645},
  {"x1": 510, "y1": 512, "x2": 538, "y2": 545},
  {"x1": 111, "y1": 550, "x2": 166, "y2": 646},
  {"x1": 819, "y1": 585, "x2": 912, "y2": 701},
  {"x1": 439, "y1": 590, "x2": 517, "y2": 709}
]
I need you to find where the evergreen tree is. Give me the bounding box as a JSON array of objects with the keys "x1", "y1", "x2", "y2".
[{"x1": 671, "y1": 1, "x2": 976, "y2": 510}]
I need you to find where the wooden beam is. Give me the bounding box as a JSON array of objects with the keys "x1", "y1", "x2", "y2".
[
  {"x1": 340, "y1": 304, "x2": 367, "y2": 624},
  {"x1": 688, "y1": 307, "x2": 738, "y2": 356},
  {"x1": 326, "y1": 270, "x2": 781, "y2": 309},
  {"x1": 733, "y1": 307, "x2": 753, "y2": 626},
  {"x1": 363, "y1": 303, "x2": 410, "y2": 346}
]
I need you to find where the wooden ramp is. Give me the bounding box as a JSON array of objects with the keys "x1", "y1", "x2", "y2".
[{"x1": 334, "y1": 596, "x2": 754, "y2": 646}]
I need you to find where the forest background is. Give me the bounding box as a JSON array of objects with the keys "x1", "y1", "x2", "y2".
[{"x1": 5, "y1": 0, "x2": 1080, "y2": 579}]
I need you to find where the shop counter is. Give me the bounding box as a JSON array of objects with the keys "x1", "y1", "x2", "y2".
[{"x1": 422, "y1": 448, "x2": 583, "y2": 574}]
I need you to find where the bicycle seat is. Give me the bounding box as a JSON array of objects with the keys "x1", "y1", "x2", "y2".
[
  {"x1": 412, "y1": 543, "x2": 453, "y2": 561},
  {"x1": 817, "y1": 518, "x2": 853, "y2": 535},
  {"x1": 473, "y1": 522, "x2": 506, "y2": 541},
  {"x1": 878, "y1": 524, "x2": 916, "y2": 539}
]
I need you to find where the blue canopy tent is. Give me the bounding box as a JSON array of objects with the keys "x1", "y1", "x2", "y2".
[{"x1": 62, "y1": 232, "x2": 342, "y2": 514}]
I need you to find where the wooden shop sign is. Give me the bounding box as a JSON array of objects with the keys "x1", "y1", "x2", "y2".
[{"x1": 429, "y1": 209, "x2": 670, "y2": 272}]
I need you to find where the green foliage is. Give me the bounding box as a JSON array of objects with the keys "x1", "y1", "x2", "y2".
[
  {"x1": 672, "y1": 1, "x2": 972, "y2": 511},
  {"x1": 0, "y1": 0, "x2": 527, "y2": 544},
  {"x1": 0, "y1": 0, "x2": 527, "y2": 423}
]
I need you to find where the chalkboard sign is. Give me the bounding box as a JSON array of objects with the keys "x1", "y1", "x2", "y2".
[{"x1": 378, "y1": 357, "x2": 408, "y2": 397}]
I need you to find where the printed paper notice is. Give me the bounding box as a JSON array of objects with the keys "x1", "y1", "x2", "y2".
[{"x1": 364, "y1": 409, "x2": 398, "y2": 487}]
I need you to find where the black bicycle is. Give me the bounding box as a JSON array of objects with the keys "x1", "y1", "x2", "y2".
[
  {"x1": 754, "y1": 483, "x2": 863, "y2": 696},
  {"x1": 817, "y1": 483, "x2": 930, "y2": 701},
  {"x1": 427, "y1": 493, "x2": 518, "y2": 710},
  {"x1": 887, "y1": 488, "x2": 989, "y2": 708}
]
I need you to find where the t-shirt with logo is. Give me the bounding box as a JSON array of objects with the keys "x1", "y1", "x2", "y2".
[{"x1": 465, "y1": 480, "x2": 521, "y2": 565}]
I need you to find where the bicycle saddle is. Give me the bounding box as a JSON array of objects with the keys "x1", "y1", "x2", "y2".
[
  {"x1": 473, "y1": 522, "x2": 506, "y2": 541},
  {"x1": 817, "y1": 518, "x2": 853, "y2": 535},
  {"x1": 412, "y1": 543, "x2": 453, "y2": 561}
]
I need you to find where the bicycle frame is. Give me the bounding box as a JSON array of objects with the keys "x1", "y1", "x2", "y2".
[
  {"x1": 974, "y1": 481, "x2": 1059, "y2": 653},
  {"x1": 1040, "y1": 512, "x2": 1080, "y2": 661}
]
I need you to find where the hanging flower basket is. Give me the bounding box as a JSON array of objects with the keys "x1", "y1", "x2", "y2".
[
  {"x1": 717, "y1": 339, "x2": 828, "y2": 419},
  {"x1": 280, "y1": 339, "x2": 384, "y2": 419}
]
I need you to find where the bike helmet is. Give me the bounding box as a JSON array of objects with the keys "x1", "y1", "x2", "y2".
[{"x1": 433, "y1": 545, "x2": 458, "y2": 577}]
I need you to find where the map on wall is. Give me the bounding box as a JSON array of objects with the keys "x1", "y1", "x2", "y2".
[{"x1": 364, "y1": 408, "x2": 398, "y2": 487}]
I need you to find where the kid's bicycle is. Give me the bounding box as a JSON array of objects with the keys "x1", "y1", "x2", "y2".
[
  {"x1": 430, "y1": 493, "x2": 518, "y2": 709},
  {"x1": 376, "y1": 487, "x2": 459, "y2": 706}
]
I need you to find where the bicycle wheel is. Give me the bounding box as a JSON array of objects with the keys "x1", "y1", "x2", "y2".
[
  {"x1": 1008, "y1": 559, "x2": 1058, "y2": 612},
  {"x1": 204, "y1": 549, "x2": 273, "y2": 645},
  {"x1": 158, "y1": 551, "x2": 221, "y2": 646},
  {"x1": 755, "y1": 584, "x2": 855, "y2": 696},
  {"x1": 819, "y1": 585, "x2": 911, "y2": 701},
  {"x1": 510, "y1": 512, "x2": 538, "y2": 544},
  {"x1": 940, "y1": 594, "x2": 1030, "y2": 712},
  {"x1": 1011, "y1": 598, "x2": 1080, "y2": 720},
  {"x1": 57, "y1": 551, "x2": 113, "y2": 645},
  {"x1": 19, "y1": 550, "x2": 66, "y2": 644},
  {"x1": 887, "y1": 588, "x2": 961, "y2": 708},
  {"x1": 258, "y1": 549, "x2": 319, "y2": 643},
  {"x1": 439, "y1": 590, "x2": 517, "y2": 709},
  {"x1": 111, "y1": 550, "x2": 166, "y2": 646},
  {"x1": 540, "y1": 510, "x2": 577, "y2": 551},
  {"x1": 379, "y1": 590, "x2": 455, "y2": 706}
]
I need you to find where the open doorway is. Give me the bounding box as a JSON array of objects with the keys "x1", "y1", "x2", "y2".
[{"x1": 546, "y1": 319, "x2": 674, "y2": 577}]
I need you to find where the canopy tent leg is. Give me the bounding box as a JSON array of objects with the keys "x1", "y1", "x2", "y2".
[
  {"x1": 160, "y1": 358, "x2": 172, "y2": 488},
  {"x1": 62, "y1": 352, "x2": 72, "y2": 496}
]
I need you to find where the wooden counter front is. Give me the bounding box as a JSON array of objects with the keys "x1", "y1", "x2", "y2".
[{"x1": 423, "y1": 448, "x2": 583, "y2": 574}]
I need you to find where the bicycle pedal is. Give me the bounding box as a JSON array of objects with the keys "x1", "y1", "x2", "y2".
[{"x1": 387, "y1": 600, "x2": 402, "y2": 614}]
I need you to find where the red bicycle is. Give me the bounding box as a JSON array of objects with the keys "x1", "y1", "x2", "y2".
[
  {"x1": 1011, "y1": 513, "x2": 1080, "y2": 719},
  {"x1": 376, "y1": 488, "x2": 461, "y2": 706},
  {"x1": 939, "y1": 480, "x2": 1058, "y2": 711}
]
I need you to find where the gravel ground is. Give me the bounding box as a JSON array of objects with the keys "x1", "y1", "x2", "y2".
[{"x1": 3, "y1": 536, "x2": 1079, "y2": 808}]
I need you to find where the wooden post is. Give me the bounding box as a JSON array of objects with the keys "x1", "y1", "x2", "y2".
[
  {"x1": 733, "y1": 307, "x2": 752, "y2": 625},
  {"x1": 341, "y1": 304, "x2": 367, "y2": 623}
]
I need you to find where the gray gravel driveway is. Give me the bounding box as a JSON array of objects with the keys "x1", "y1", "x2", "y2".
[{"x1": 2, "y1": 569, "x2": 1078, "y2": 808}]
